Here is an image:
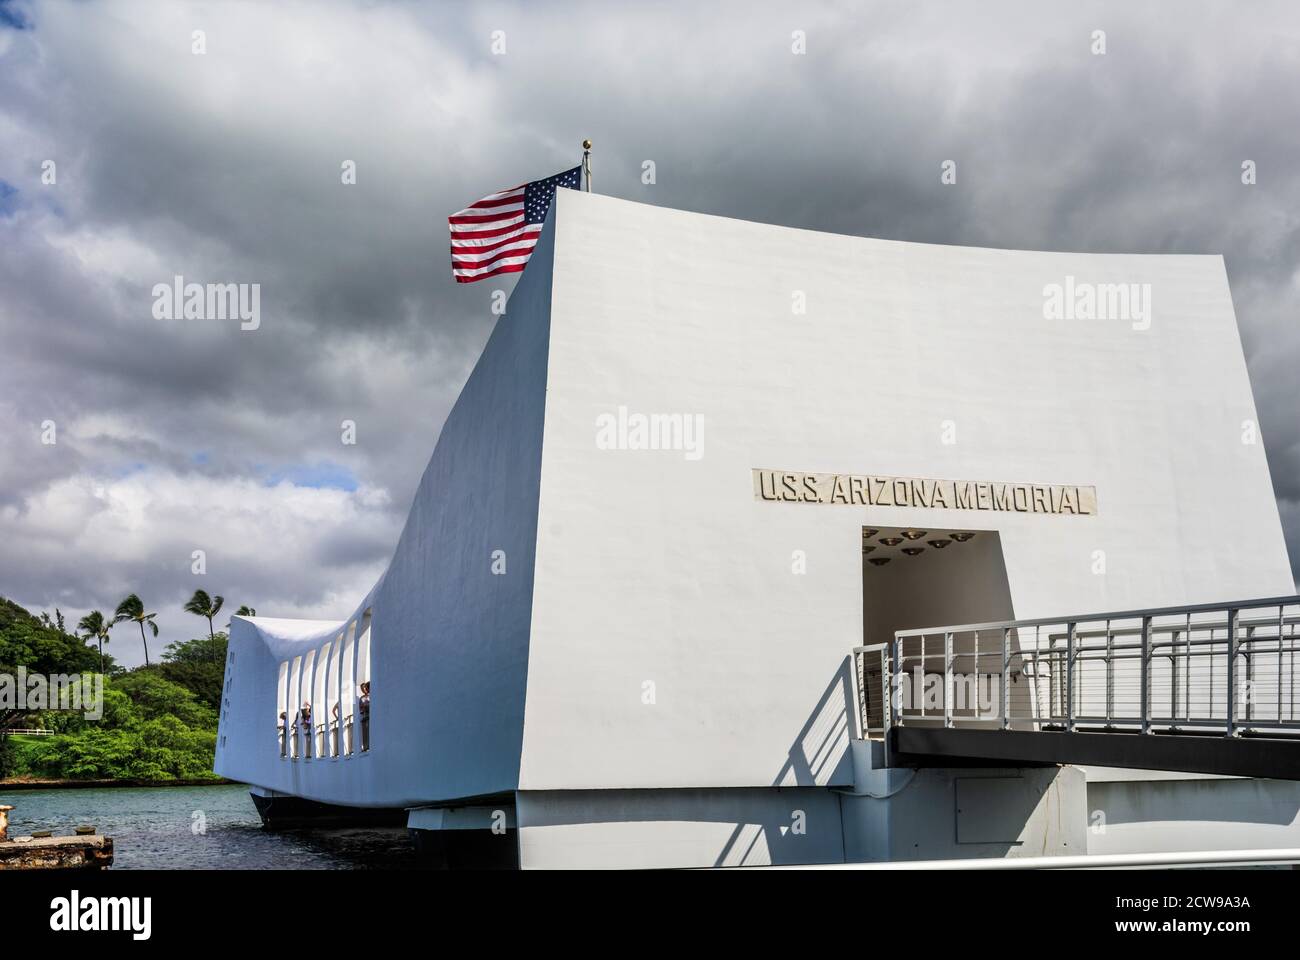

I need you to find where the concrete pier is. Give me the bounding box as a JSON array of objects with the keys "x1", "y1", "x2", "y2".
[{"x1": 0, "y1": 834, "x2": 113, "y2": 870}]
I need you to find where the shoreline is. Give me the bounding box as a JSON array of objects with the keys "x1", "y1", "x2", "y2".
[{"x1": 0, "y1": 777, "x2": 239, "y2": 791}]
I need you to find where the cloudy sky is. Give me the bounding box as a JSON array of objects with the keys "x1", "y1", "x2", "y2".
[{"x1": 1, "y1": 0, "x2": 1297, "y2": 665}]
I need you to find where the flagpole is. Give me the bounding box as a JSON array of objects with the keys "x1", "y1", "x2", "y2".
[{"x1": 582, "y1": 139, "x2": 592, "y2": 193}]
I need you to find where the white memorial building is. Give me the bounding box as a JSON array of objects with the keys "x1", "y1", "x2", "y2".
[{"x1": 216, "y1": 189, "x2": 1297, "y2": 868}]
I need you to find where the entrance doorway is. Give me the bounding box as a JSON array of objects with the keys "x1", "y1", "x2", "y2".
[
  {"x1": 860, "y1": 525, "x2": 1017, "y2": 731},
  {"x1": 861, "y1": 525, "x2": 1014, "y2": 647}
]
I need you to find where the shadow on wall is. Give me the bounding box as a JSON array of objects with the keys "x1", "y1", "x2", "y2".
[
  {"x1": 1089, "y1": 777, "x2": 1300, "y2": 827},
  {"x1": 711, "y1": 530, "x2": 1020, "y2": 866},
  {"x1": 712, "y1": 658, "x2": 856, "y2": 867},
  {"x1": 516, "y1": 532, "x2": 1033, "y2": 867}
]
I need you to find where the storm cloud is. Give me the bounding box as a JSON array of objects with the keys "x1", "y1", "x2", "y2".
[{"x1": 1, "y1": 0, "x2": 1297, "y2": 663}]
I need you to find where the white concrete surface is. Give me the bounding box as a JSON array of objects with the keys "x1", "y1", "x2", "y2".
[
  {"x1": 520, "y1": 189, "x2": 1290, "y2": 793},
  {"x1": 216, "y1": 190, "x2": 1291, "y2": 866},
  {"x1": 215, "y1": 212, "x2": 557, "y2": 806},
  {"x1": 1086, "y1": 774, "x2": 1300, "y2": 854}
]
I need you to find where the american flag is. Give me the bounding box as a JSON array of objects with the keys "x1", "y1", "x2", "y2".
[{"x1": 448, "y1": 166, "x2": 583, "y2": 283}]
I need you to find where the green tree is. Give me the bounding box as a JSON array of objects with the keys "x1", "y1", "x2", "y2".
[
  {"x1": 0, "y1": 598, "x2": 224, "y2": 784},
  {"x1": 163, "y1": 633, "x2": 228, "y2": 665},
  {"x1": 111, "y1": 670, "x2": 216, "y2": 728},
  {"x1": 183, "y1": 590, "x2": 224, "y2": 661},
  {"x1": 77, "y1": 610, "x2": 113, "y2": 674},
  {"x1": 226, "y1": 604, "x2": 256, "y2": 629},
  {"x1": 114, "y1": 594, "x2": 158, "y2": 667},
  {"x1": 160, "y1": 634, "x2": 228, "y2": 710},
  {"x1": 0, "y1": 597, "x2": 101, "y2": 675},
  {"x1": 18, "y1": 673, "x2": 221, "y2": 781},
  {"x1": 0, "y1": 702, "x2": 22, "y2": 779}
]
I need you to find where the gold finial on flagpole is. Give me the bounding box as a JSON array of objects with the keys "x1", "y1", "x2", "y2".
[{"x1": 582, "y1": 139, "x2": 592, "y2": 193}]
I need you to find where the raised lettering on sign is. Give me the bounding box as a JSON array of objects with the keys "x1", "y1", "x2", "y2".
[{"x1": 752, "y1": 469, "x2": 1097, "y2": 516}]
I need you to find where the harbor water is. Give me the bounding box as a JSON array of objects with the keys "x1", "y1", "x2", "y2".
[{"x1": 0, "y1": 784, "x2": 420, "y2": 869}]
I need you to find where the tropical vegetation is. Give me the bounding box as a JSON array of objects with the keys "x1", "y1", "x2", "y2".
[{"x1": 0, "y1": 589, "x2": 256, "y2": 782}]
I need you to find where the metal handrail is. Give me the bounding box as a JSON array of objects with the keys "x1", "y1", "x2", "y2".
[
  {"x1": 761, "y1": 848, "x2": 1300, "y2": 871},
  {"x1": 855, "y1": 595, "x2": 1300, "y2": 742},
  {"x1": 892, "y1": 594, "x2": 1300, "y2": 638}
]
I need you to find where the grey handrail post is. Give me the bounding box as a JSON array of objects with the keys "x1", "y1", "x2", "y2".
[
  {"x1": 880, "y1": 646, "x2": 892, "y2": 740},
  {"x1": 1226, "y1": 608, "x2": 1239, "y2": 737},
  {"x1": 1279, "y1": 604, "x2": 1286, "y2": 726},
  {"x1": 892, "y1": 633, "x2": 903, "y2": 728},
  {"x1": 944, "y1": 631, "x2": 954, "y2": 728},
  {"x1": 853, "y1": 648, "x2": 864, "y2": 738},
  {"x1": 1001, "y1": 627, "x2": 1011, "y2": 730},
  {"x1": 1105, "y1": 619, "x2": 1114, "y2": 720},
  {"x1": 1170, "y1": 628, "x2": 1180, "y2": 723},
  {"x1": 1065, "y1": 621, "x2": 1076, "y2": 732},
  {"x1": 1140, "y1": 615, "x2": 1152, "y2": 734},
  {"x1": 1245, "y1": 625, "x2": 1256, "y2": 724}
]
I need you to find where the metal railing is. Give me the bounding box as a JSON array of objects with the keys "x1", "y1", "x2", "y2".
[
  {"x1": 277, "y1": 711, "x2": 367, "y2": 759},
  {"x1": 854, "y1": 595, "x2": 1300, "y2": 739},
  {"x1": 855, "y1": 643, "x2": 891, "y2": 738}
]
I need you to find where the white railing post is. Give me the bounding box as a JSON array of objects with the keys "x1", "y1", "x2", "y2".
[
  {"x1": 1279, "y1": 605, "x2": 1286, "y2": 726},
  {"x1": 1105, "y1": 619, "x2": 1114, "y2": 720},
  {"x1": 944, "y1": 632, "x2": 954, "y2": 728},
  {"x1": 1226, "y1": 608, "x2": 1239, "y2": 737},
  {"x1": 892, "y1": 633, "x2": 903, "y2": 728},
  {"x1": 1066, "y1": 622, "x2": 1076, "y2": 732},
  {"x1": 1245, "y1": 625, "x2": 1256, "y2": 726},
  {"x1": 1002, "y1": 627, "x2": 1011, "y2": 730},
  {"x1": 880, "y1": 646, "x2": 892, "y2": 740},
  {"x1": 1140, "y1": 615, "x2": 1152, "y2": 734},
  {"x1": 1170, "y1": 628, "x2": 1180, "y2": 725},
  {"x1": 854, "y1": 649, "x2": 865, "y2": 738}
]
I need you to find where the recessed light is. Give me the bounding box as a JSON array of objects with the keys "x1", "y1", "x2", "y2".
[
  {"x1": 879, "y1": 537, "x2": 903, "y2": 546},
  {"x1": 862, "y1": 528, "x2": 879, "y2": 539},
  {"x1": 862, "y1": 545, "x2": 876, "y2": 554},
  {"x1": 868, "y1": 558, "x2": 891, "y2": 566},
  {"x1": 950, "y1": 532, "x2": 976, "y2": 542},
  {"x1": 902, "y1": 547, "x2": 925, "y2": 556},
  {"x1": 901, "y1": 529, "x2": 927, "y2": 540},
  {"x1": 927, "y1": 540, "x2": 951, "y2": 549}
]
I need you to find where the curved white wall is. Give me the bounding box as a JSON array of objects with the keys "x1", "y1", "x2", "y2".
[
  {"x1": 519, "y1": 190, "x2": 1291, "y2": 793},
  {"x1": 219, "y1": 191, "x2": 1290, "y2": 810},
  {"x1": 215, "y1": 219, "x2": 556, "y2": 806}
]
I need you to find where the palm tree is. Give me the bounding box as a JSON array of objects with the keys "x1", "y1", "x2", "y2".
[
  {"x1": 184, "y1": 589, "x2": 224, "y2": 660},
  {"x1": 77, "y1": 610, "x2": 112, "y2": 674},
  {"x1": 226, "y1": 605, "x2": 256, "y2": 629},
  {"x1": 114, "y1": 594, "x2": 158, "y2": 667}
]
